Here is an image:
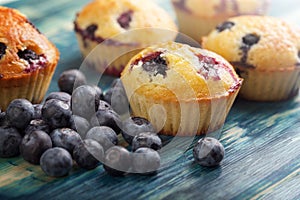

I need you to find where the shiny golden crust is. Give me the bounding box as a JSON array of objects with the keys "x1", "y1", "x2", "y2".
[
  {"x1": 172, "y1": 0, "x2": 270, "y2": 18},
  {"x1": 121, "y1": 42, "x2": 241, "y2": 101},
  {"x1": 202, "y1": 15, "x2": 300, "y2": 70},
  {"x1": 0, "y1": 6, "x2": 59, "y2": 77},
  {"x1": 75, "y1": 0, "x2": 178, "y2": 44}
]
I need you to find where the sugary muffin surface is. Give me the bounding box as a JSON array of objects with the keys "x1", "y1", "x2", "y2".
[
  {"x1": 0, "y1": 6, "x2": 58, "y2": 78},
  {"x1": 121, "y1": 42, "x2": 241, "y2": 101},
  {"x1": 202, "y1": 15, "x2": 300, "y2": 70}
]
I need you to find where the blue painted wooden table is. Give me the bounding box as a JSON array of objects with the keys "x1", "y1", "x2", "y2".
[{"x1": 1, "y1": 0, "x2": 300, "y2": 199}]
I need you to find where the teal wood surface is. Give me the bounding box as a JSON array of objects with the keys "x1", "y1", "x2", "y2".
[{"x1": 1, "y1": 0, "x2": 300, "y2": 199}]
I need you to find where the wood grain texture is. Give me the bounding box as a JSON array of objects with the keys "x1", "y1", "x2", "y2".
[{"x1": 1, "y1": 0, "x2": 300, "y2": 199}]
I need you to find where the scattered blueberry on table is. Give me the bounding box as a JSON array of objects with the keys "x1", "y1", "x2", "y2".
[
  {"x1": 193, "y1": 137, "x2": 225, "y2": 167},
  {"x1": 40, "y1": 147, "x2": 73, "y2": 177}
]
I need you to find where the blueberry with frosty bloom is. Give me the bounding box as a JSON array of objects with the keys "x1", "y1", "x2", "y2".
[
  {"x1": 85, "y1": 126, "x2": 118, "y2": 151},
  {"x1": 193, "y1": 137, "x2": 225, "y2": 167},
  {"x1": 50, "y1": 128, "x2": 82, "y2": 154},
  {"x1": 71, "y1": 85, "x2": 100, "y2": 120},
  {"x1": 103, "y1": 146, "x2": 131, "y2": 176},
  {"x1": 0, "y1": 127, "x2": 22, "y2": 158},
  {"x1": 42, "y1": 99, "x2": 72, "y2": 129},
  {"x1": 6, "y1": 99, "x2": 34, "y2": 130},
  {"x1": 73, "y1": 139, "x2": 104, "y2": 170},
  {"x1": 20, "y1": 130, "x2": 52, "y2": 165},
  {"x1": 40, "y1": 147, "x2": 73, "y2": 177},
  {"x1": 58, "y1": 69, "x2": 87, "y2": 94}
]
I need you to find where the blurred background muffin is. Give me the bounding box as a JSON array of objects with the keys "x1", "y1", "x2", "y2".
[
  {"x1": 74, "y1": 0, "x2": 178, "y2": 77},
  {"x1": 202, "y1": 15, "x2": 300, "y2": 101},
  {"x1": 171, "y1": 0, "x2": 270, "y2": 42}
]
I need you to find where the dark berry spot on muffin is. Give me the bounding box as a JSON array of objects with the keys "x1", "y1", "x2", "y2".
[
  {"x1": 18, "y1": 49, "x2": 47, "y2": 73},
  {"x1": 18, "y1": 49, "x2": 39, "y2": 61},
  {"x1": 132, "y1": 52, "x2": 168, "y2": 78},
  {"x1": 86, "y1": 24, "x2": 98, "y2": 38},
  {"x1": 117, "y1": 10, "x2": 133, "y2": 29},
  {"x1": 0, "y1": 42, "x2": 7, "y2": 60},
  {"x1": 197, "y1": 54, "x2": 240, "y2": 82},
  {"x1": 216, "y1": 21, "x2": 235, "y2": 32},
  {"x1": 196, "y1": 54, "x2": 221, "y2": 80},
  {"x1": 242, "y1": 34, "x2": 260, "y2": 46},
  {"x1": 239, "y1": 33, "x2": 260, "y2": 64},
  {"x1": 173, "y1": 0, "x2": 190, "y2": 13}
]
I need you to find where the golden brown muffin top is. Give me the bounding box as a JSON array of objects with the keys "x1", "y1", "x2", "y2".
[
  {"x1": 121, "y1": 42, "x2": 241, "y2": 101},
  {"x1": 172, "y1": 0, "x2": 269, "y2": 18},
  {"x1": 202, "y1": 15, "x2": 300, "y2": 70},
  {"x1": 0, "y1": 6, "x2": 59, "y2": 78},
  {"x1": 75, "y1": 0, "x2": 178, "y2": 45}
]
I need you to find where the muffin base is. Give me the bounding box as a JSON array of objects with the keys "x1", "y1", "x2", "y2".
[
  {"x1": 0, "y1": 65, "x2": 56, "y2": 111},
  {"x1": 236, "y1": 66, "x2": 300, "y2": 101},
  {"x1": 129, "y1": 89, "x2": 240, "y2": 136}
]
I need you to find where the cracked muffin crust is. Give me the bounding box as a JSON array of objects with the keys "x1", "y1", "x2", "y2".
[{"x1": 0, "y1": 6, "x2": 59, "y2": 110}]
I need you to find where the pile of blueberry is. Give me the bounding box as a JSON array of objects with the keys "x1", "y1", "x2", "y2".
[{"x1": 0, "y1": 69, "x2": 225, "y2": 178}]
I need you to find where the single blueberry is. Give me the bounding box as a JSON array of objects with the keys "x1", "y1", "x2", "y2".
[
  {"x1": 50, "y1": 128, "x2": 82, "y2": 154},
  {"x1": 121, "y1": 117, "x2": 156, "y2": 145},
  {"x1": 71, "y1": 85, "x2": 100, "y2": 120},
  {"x1": 73, "y1": 139, "x2": 104, "y2": 170},
  {"x1": 90, "y1": 109, "x2": 122, "y2": 134},
  {"x1": 85, "y1": 126, "x2": 118, "y2": 151},
  {"x1": 69, "y1": 115, "x2": 90, "y2": 138},
  {"x1": 132, "y1": 147, "x2": 160, "y2": 175},
  {"x1": 103, "y1": 146, "x2": 131, "y2": 176},
  {"x1": 45, "y1": 92, "x2": 71, "y2": 105},
  {"x1": 24, "y1": 119, "x2": 51, "y2": 136},
  {"x1": 6, "y1": 99, "x2": 34, "y2": 130},
  {"x1": 216, "y1": 21, "x2": 235, "y2": 32},
  {"x1": 20, "y1": 130, "x2": 52, "y2": 165},
  {"x1": 193, "y1": 137, "x2": 225, "y2": 167},
  {"x1": 40, "y1": 147, "x2": 73, "y2": 177},
  {"x1": 17, "y1": 49, "x2": 39, "y2": 61},
  {"x1": 58, "y1": 69, "x2": 87, "y2": 94},
  {"x1": 85, "y1": 24, "x2": 98, "y2": 38},
  {"x1": 0, "y1": 42, "x2": 7, "y2": 59},
  {"x1": 132, "y1": 132, "x2": 162, "y2": 152},
  {"x1": 42, "y1": 99, "x2": 72, "y2": 129},
  {"x1": 0, "y1": 127, "x2": 22, "y2": 158},
  {"x1": 103, "y1": 85, "x2": 129, "y2": 115},
  {"x1": 32, "y1": 104, "x2": 43, "y2": 120}
]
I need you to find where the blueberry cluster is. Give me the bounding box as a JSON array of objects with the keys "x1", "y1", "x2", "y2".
[{"x1": 0, "y1": 69, "x2": 164, "y2": 177}]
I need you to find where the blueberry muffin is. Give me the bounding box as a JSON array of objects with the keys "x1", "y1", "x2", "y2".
[
  {"x1": 0, "y1": 6, "x2": 59, "y2": 110},
  {"x1": 172, "y1": 0, "x2": 270, "y2": 42},
  {"x1": 121, "y1": 42, "x2": 242, "y2": 136},
  {"x1": 74, "y1": 0, "x2": 178, "y2": 76},
  {"x1": 202, "y1": 15, "x2": 300, "y2": 101}
]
